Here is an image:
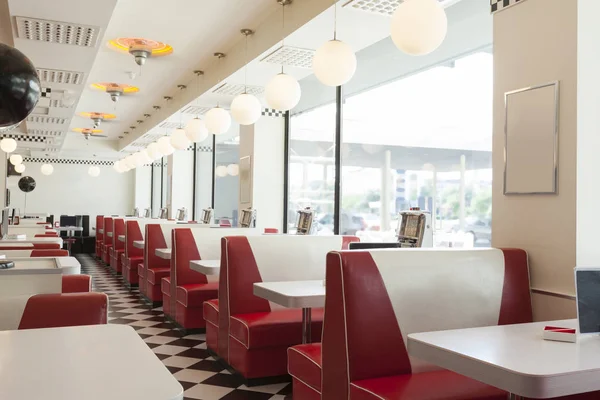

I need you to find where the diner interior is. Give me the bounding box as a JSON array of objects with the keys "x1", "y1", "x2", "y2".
[{"x1": 0, "y1": 0, "x2": 598, "y2": 399}]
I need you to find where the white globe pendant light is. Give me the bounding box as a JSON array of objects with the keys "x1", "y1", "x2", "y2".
[
  {"x1": 133, "y1": 152, "x2": 145, "y2": 167},
  {"x1": 113, "y1": 161, "x2": 123, "y2": 173},
  {"x1": 231, "y1": 29, "x2": 262, "y2": 126},
  {"x1": 227, "y1": 164, "x2": 239, "y2": 176},
  {"x1": 121, "y1": 160, "x2": 131, "y2": 172},
  {"x1": 140, "y1": 149, "x2": 153, "y2": 164},
  {"x1": 231, "y1": 93, "x2": 261, "y2": 125},
  {"x1": 88, "y1": 166, "x2": 100, "y2": 177},
  {"x1": 313, "y1": 39, "x2": 357, "y2": 87},
  {"x1": 390, "y1": 0, "x2": 448, "y2": 56},
  {"x1": 0, "y1": 138, "x2": 17, "y2": 153},
  {"x1": 41, "y1": 163, "x2": 53, "y2": 176},
  {"x1": 215, "y1": 165, "x2": 228, "y2": 177},
  {"x1": 265, "y1": 73, "x2": 301, "y2": 111},
  {"x1": 185, "y1": 118, "x2": 209, "y2": 143},
  {"x1": 125, "y1": 155, "x2": 137, "y2": 169},
  {"x1": 146, "y1": 142, "x2": 162, "y2": 160},
  {"x1": 157, "y1": 136, "x2": 174, "y2": 156},
  {"x1": 9, "y1": 154, "x2": 22, "y2": 165},
  {"x1": 205, "y1": 107, "x2": 231, "y2": 135},
  {"x1": 15, "y1": 163, "x2": 25, "y2": 173},
  {"x1": 170, "y1": 128, "x2": 191, "y2": 150}
]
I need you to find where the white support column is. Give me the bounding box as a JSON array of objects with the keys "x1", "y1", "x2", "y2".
[
  {"x1": 381, "y1": 150, "x2": 391, "y2": 232},
  {"x1": 459, "y1": 154, "x2": 466, "y2": 231},
  {"x1": 432, "y1": 167, "x2": 437, "y2": 231},
  {"x1": 239, "y1": 112, "x2": 285, "y2": 231}
]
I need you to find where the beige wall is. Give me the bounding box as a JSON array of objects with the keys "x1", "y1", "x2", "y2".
[{"x1": 492, "y1": 0, "x2": 578, "y2": 319}]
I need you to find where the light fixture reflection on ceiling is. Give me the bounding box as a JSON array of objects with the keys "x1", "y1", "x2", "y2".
[
  {"x1": 88, "y1": 166, "x2": 100, "y2": 177},
  {"x1": 312, "y1": 1, "x2": 357, "y2": 86},
  {"x1": 215, "y1": 165, "x2": 228, "y2": 177},
  {"x1": 227, "y1": 164, "x2": 239, "y2": 176},
  {"x1": 390, "y1": 0, "x2": 447, "y2": 56},
  {"x1": 41, "y1": 163, "x2": 53, "y2": 176}
]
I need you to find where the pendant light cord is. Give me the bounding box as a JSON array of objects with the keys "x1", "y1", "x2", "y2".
[
  {"x1": 281, "y1": 3, "x2": 285, "y2": 74},
  {"x1": 333, "y1": 0, "x2": 337, "y2": 41},
  {"x1": 244, "y1": 34, "x2": 248, "y2": 93}
]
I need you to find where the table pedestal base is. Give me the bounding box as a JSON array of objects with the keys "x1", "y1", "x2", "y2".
[
  {"x1": 302, "y1": 308, "x2": 312, "y2": 344},
  {"x1": 509, "y1": 394, "x2": 523, "y2": 400}
]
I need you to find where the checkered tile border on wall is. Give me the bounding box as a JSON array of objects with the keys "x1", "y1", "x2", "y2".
[
  {"x1": 262, "y1": 108, "x2": 285, "y2": 117},
  {"x1": 24, "y1": 158, "x2": 114, "y2": 166},
  {"x1": 491, "y1": 0, "x2": 527, "y2": 13},
  {"x1": 1, "y1": 134, "x2": 48, "y2": 143}
]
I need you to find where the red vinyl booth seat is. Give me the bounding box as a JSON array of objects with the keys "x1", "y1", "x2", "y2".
[
  {"x1": 176, "y1": 282, "x2": 218, "y2": 329},
  {"x1": 110, "y1": 218, "x2": 126, "y2": 274},
  {"x1": 289, "y1": 248, "x2": 538, "y2": 400},
  {"x1": 161, "y1": 277, "x2": 171, "y2": 315},
  {"x1": 18, "y1": 293, "x2": 108, "y2": 330},
  {"x1": 123, "y1": 256, "x2": 143, "y2": 286},
  {"x1": 95, "y1": 216, "x2": 104, "y2": 258},
  {"x1": 142, "y1": 224, "x2": 172, "y2": 303},
  {"x1": 62, "y1": 275, "x2": 92, "y2": 293},
  {"x1": 102, "y1": 217, "x2": 114, "y2": 265},
  {"x1": 204, "y1": 299, "x2": 219, "y2": 353},
  {"x1": 147, "y1": 267, "x2": 170, "y2": 301},
  {"x1": 217, "y1": 235, "x2": 358, "y2": 380}
]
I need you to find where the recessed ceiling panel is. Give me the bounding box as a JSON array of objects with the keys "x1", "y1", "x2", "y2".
[
  {"x1": 181, "y1": 106, "x2": 212, "y2": 115},
  {"x1": 36, "y1": 68, "x2": 85, "y2": 85},
  {"x1": 15, "y1": 16, "x2": 101, "y2": 47},
  {"x1": 212, "y1": 83, "x2": 264, "y2": 97},
  {"x1": 260, "y1": 45, "x2": 315, "y2": 69},
  {"x1": 342, "y1": 0, "x2": 456, "y2": 16},
  {"x1": 26, "y1": 116, "x2": 67, "y2": 125}
]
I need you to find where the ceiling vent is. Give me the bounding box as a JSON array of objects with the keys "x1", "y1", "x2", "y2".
[
  {"x1": 212, "y1": 83, "x2": 264, "y2": 97},
  {"x1": 342, "y1": 0, "x2": 458, "y2": 16},
  {"x1": 141, "y1": 132, "x2": 166, "y2": 142},
  {"x1": 181, "y1": 106, "x2": 212, "y2": 115},
  {"x1": 260, "y1": 45, "x2": 315, "y2": 69},
  {"x1": 159, "y1": 121, "x2": 181, "y2": 129},
  {"x1": 15, "y1": 16, "x2": 100, "y2": 47},
  {"x1": 36, "y1": 68, "x2": 84, "y2": 85},
  {"x1": 27, "y1": 129, "x2": 63, "y2": 137},
  {"x1": 26, "y1": 116, "x2": 67, "y2": 125}
]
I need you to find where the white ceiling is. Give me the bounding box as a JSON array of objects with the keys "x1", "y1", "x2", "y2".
[{"x1": 5, "y1": 0, "x2": 118, "y2": 157}]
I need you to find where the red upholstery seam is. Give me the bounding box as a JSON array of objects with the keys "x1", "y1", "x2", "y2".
[
  {"x1": 350, "y1": 383, "x2": 386, "y2": 400},
  {"x1": 229, "y1": 316, "x2": 250, "y2": 349}
]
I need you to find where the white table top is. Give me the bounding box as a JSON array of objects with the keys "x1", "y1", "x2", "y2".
[
  {"x1": 0, "y1": 237, "x2": 62, "y2": 245},
  {"x1": 107, "y1": 232, "x2": 113, "y2": 237},
  {"x1": 155, "y1": 248, "x2": 171, "y2": 259},
  {"x1": 253, "y1": 280, "x2": 325, "y2": 309},
  {"x1": 55, "y1": 226, "x2": 83, "y2": 232},
  {"x1": 99, "y1": 229, "x2": 104, "y2": 234},
  {"x1": 118, "y1": 235, "x2": 125, "y2": 242},
  {"x1": 408, "y1": 319, "x2": 600, "y2": 398},
  {"x1": 189, "y1": 259, "x2": 220, "y2": 275},
  {"x1": 0, "y1": 325, "x2": 183, "y2": 400},
  {"x1": 133, "y1": 240, "x2": 145, "y2": 249}
]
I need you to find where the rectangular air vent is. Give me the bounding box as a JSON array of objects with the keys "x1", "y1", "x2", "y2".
[
  {"x1": 15, "y1": 16, "x2": 100, "y2": 47},
  {"x1": 260, "y1": 45, "x2": 315, "y2": 69},
  {"x1": 141, "y1": 133, "x2": 165, "y2": 142},
  {"x1": 342, "y1": 0, "x2": 459, "y2": 16},
  {"x1": 26, "y1": 116, "x2": 67, "y2": 125},
  {"x1": 159, "y1": 121, "x2": 181, "y2": 129},
  {"x1": 181, "y1": 106, "x2": 212, "y2": 115},
  {"x1": 36, "y1": 68, "x2": 84, "y2": 85},
  {"x1": 212, "y1": 83, "x2": 264, "y2": 97},
  {"x1": 27, "y1": 129, "x2": 63, "y2": 137}
]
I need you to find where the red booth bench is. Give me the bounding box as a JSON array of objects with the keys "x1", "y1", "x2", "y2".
[
  {"x1": 109, "y1": 217, "x2": 127, "y2": 274},
  {"x1": 210, "y1": 235, "x2": 358, "y2": 381},
  {"x1": 101, "y1": 216, "x2": 114, "y2": 265},
  {"x1": 138, "y1": 222, "x2": 177, "y2": 304},
  {"x1": 287, "y1": 248, "x2": 591, "y2": 400},
  {"x1": 95, "y1": 215, "x2": 104, "y2": 258},
  {"x1": 167, "y1": 227, "x2": 260, "y2": 330},
  {"x1": 122, "y1": 219, "x2": 156, "y2": 287}
]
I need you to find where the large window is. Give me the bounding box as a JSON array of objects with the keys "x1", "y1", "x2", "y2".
[
  {"x1": 286, "y1": 52, "x2": 492, "y2": 247},
  {"x1": 341, "y1": 52, "x2": 493, "y2": 247},
  {"x1": 288, "y1": 102, "x2": 336, "y2": 234},
  {"x1": 214, "y1": 129, "x2": 240, "y2": 226}
]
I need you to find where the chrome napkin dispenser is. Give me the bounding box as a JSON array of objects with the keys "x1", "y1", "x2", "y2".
[
  {"x1": 239, "y1": 207, "x2": 256, "y2": 228},
  {"x1": 201, "y1": 208, "x2": 213, "y2": 225},
  {"x1": 176, "y1": 207, "x2": 188, "y2": 222},
  {"x1": 133, "y1": 207, "x2": 140, "y2": 218},
  {"x1": 143, "y1": 208, "x2": 151, "y2": 218},
  {"x1": 159, "y1": 207, "x2": 168, "y2": 220},
  {"x1": 296, "y1": 207, "x2": 315, "y2": 235}
]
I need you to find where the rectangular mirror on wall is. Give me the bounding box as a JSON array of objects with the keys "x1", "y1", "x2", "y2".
[{"x1": 504, "y1": 81, "x2": 559, "y2": 195}]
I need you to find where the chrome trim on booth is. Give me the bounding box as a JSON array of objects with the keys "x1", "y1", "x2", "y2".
[{"x1": 531, "y1": 288, "x2": 576, "y2": 301}]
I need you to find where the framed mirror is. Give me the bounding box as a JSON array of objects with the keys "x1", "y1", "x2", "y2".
[{"x1": 504, "y1": 81, "x2": 559, "y2": 195}]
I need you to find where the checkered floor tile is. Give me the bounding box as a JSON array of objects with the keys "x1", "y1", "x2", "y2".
[{"x1": 79, "y1": 255, "x2": 292, "y2": 400}]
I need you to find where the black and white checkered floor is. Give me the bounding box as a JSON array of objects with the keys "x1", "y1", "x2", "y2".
[{"x1": 79, "y1": 254, "x2": 292, "y2": 400}]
